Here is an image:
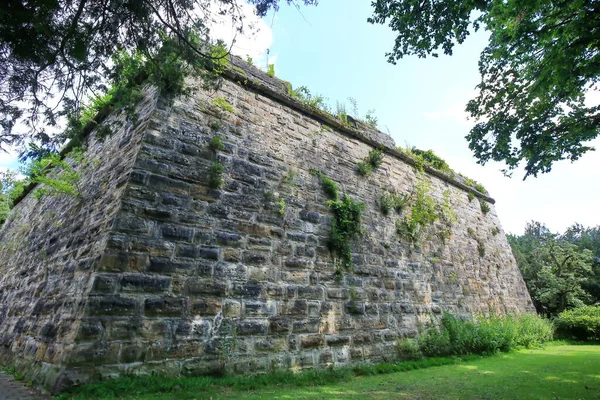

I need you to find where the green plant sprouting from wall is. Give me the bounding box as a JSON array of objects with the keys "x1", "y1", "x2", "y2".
[
  {"x1": 356, "y1": 148, "x2": 384, "y2": 176},
  {"x1": 326, "y1": 195, "x2": 365, "y2": 271},
  {"x1": 288, "y1": 86, "x2": 331, "y2": 113},
  {"x1": 212, "y1": 97, "x2": 234, "y2": 114},
  {"x1": 336, "y1": 102, "x2": 349, "y2": 126},
  {"x1": 395, "y1": 180, "x2": 457, "y2": 245},
  {"x1": 310, "y1": 169, "x2": 339, "y2": 200},
  {"x1": 480, "y1": 200, "x2": 491, "y2": 215},
  {"x1": 396, "y1": 180, "x2": 438, "y2": 244},
  {"x1": 380, "y1": 191, "x2": 410, "y2": 216},
  {"x1": 209, "y1": 135, "x2": 224, "y2": 152},
  {"x1": 278, "y1": 198, "x2": 286, "y2": 216},
  {"x1": 266, "y1": 63, "x2": 275, "y2": 77},
  {"x1": 209, "y1": 161, "x2": 224, "y2": 188},
  {"x1": 364, "y1": 110, "x2": 378, "y2": 129},
  {"x1": 396, "y1": 147, "x2": 491, "y2": 197},
  {"x1": 25, "y1": 149, "x2": 85, "y2": 200}
]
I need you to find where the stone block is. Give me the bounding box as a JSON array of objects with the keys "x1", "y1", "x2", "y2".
[
  {"x1": 86, "y1": 296, "x2": 139, "y2": 316},
  {"x1": 191, "y1": 298, "x2": 222, "y2": 316},
  {"x1": 120, "y1": 274, "x2": 171, "y2": 292},
  {"x1": 236, "y1": 319, "x2": 268, "y2": 336},
  {"x1": 144, "y1": 297, "x2": 188, "y2": 316},
  {"x1": 300, "y1": 334, "x2": 324, "y2": 349}
]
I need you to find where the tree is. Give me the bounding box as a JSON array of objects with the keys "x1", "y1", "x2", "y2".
[
  {"x1": 563, "y1": 223, "x2": 600, "y2": 304},
  {"x1": 508, "y1": 221, "x2": 594, "y2": 316},
  {"x1": 368, "y1": 0, "x2": 600, "y2": 179},
  {"x1": 0, "y1": 0, "x2": 314, "y2": 153}
]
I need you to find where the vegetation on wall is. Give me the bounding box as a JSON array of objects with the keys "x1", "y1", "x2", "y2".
[
  {"x1": 310, "y1": 170, "x2": 339, "y2": 200},
  {"x1": 208, "y1": 162, "x2": 224, "y2": 189},
  {"x1": 326, "y1": 195, "x2": 365, "y2": 271},
  {"x1": 356, "y1": 148, "x2": 384, "y2": 176},
  {"x1": 396, "y1": 180, "x2": 441, "y2": 244},
  {"x1": 0, "y1": 171, "x2": 25, "y2": 226}
]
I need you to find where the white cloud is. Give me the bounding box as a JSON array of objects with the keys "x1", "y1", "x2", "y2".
[{"x1": 207, "y1": 1, "x2": 273, "y2": 66}]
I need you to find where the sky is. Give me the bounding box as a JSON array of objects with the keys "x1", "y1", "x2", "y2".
[{"x1": 2, "y1": 0, "x2": 599, "y2": 235}]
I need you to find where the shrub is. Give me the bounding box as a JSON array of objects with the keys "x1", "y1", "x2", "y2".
[
  {"x1": 555, "y1": 306, "x2": 600, "y2": 341},
  {"x1": 396, "y1": 338, "x2": 423, "y2": 361},
  {"x1": 266, "y1": 63, "x2": 275, "y2": 77},
  {"x1": 398, "y1": 312, "x2": 553, "y2": 360}
]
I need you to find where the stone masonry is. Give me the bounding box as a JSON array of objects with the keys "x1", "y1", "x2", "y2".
[{"x1": 0, "y1": 59, "x2": 534, "y2": 394}]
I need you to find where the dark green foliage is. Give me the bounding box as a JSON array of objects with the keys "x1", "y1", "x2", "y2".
[
  {"x1": 491, "y1": 227, "x2": 500, "y2": 236},
  {"x1": 410, "y1": 148, "x2": 453, "y2": 175},
  {"x1": 0, "y1": 170, "x2": 25, "y2": 224},
  {"x1": 555, "y1": 306, "x2": 600, "y2": 341},
  {"x1": 403, "y1": 313, "x2": 553, "y2": 360},
  {"x1": 562, "y1": 224, "x2": 600, "y2": 304},
  {"x1": 310, "y1": 170, "x2": 339, "y2": 200},
  {"x1": 477, "y1": 238, "x2": 486, "y2": 258},
  {"x1": 396, "y1": 338, "x2": 423, "y2": 361},
  {"x1": 208, "y1": 162, "x2": 224, "y2": 189},
  {"x1": 463, "y1": 177, "x2": 487, "y2": 195},
  {"x1": 368, "y1": 0, "x2": 600, "y2": 178},
  {"x1": 356, "y1": 148, "x2": 385, "y2": 176},
  {"x1": 508, "y1": 222, "x2": 595, "y2": 316},
  {"x1": 0, "y1": 0, "x2": 302, "y2": 150},
  {"x1": 209, "y1": 136, "x2": 224, "y2": 152},
  {"x1": 379, "y1": 193, "x2": 395, "y2": 215},
  {"x1": 326, "y1": 195, "x2": 365, "y2": 270},
  {"x1": 381, "y1": 191, "x2": 410, "y2": 215},
  {"x1": 474, "y1": 183, "x2": 487, "y2": 195},
  {"x1": 467, "y1": 192, "x2": 475, "y2": 202},
  {"x1": 320, "y1": 176, "x2": 339, "y2": 200},
  {"x1": 355, "y1": 161, "x2": 372, "y2": 176},
  {"x1": 367, "y1": 148, "x2": 384, "y2": 169},
  {"x1": 480, "y1": 200, "x2": 490, "y2": 215}
]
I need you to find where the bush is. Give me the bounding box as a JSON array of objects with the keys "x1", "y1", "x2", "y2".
[
  {"x1": 396, "y1": 338, "x2": 423, "y2": 361},
  {"x1": 555, "y1": 306, "x2": 600, "y2": 341},
  {"x1": 399, "y1": 312, "x2": 553, "y2": 360}
]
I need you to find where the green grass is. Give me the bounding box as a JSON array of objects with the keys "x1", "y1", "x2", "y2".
[{"x1": 57, "y1": 344, "x2": 600, "y2": 399}]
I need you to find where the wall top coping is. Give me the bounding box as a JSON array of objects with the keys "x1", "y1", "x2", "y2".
[{"x1": 223, "y1": 55, "x2": 495, "y2": 204}]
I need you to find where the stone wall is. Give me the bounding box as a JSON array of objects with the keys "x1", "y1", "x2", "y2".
[
  {"x1": 0, "y1": 88, "x2": 160, "y2": 392},
  {"x1": 0, "y1": 61, "x2": 533, "y2": 393}
]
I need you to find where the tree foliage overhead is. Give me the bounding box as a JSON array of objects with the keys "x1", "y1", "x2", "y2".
[
  {"x1": 369, "y1": 0, "x2": 600, "y2": 179},
  {"x1": 0, "y1": 0, "x2": 307, "y2": 153}
]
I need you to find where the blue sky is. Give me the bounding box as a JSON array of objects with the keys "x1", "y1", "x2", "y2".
[
  {"x1": 257, "y1": 0, "x2": 600, "y2": 235},
  {"x1": 2, "y1": 0, "x2": 599, "y2": 235}
]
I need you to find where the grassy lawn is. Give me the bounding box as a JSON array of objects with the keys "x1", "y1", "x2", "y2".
[{"x1": 60, "y1": 344, "x2": 600, "y2": 400}]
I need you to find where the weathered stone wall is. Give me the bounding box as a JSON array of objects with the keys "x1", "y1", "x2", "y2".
[
  {"x1": 0, "y1": 88, "x2": 160, "y2": 392},
  {"x1": 0, "y1": 62, "x2": 533, "y2": 393}
]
